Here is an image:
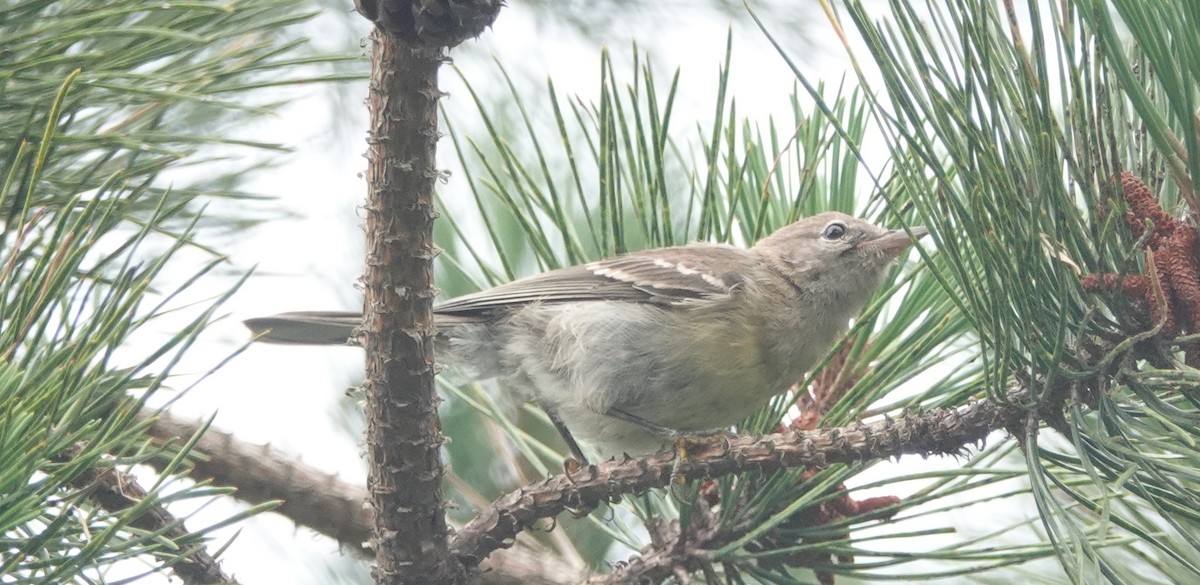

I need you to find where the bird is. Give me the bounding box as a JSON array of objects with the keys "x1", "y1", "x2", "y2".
[{"x1": 245, "y1": 211, "x2": 926, "y2": 463}]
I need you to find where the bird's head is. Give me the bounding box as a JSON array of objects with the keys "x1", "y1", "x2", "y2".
[{"x1": 753, "y1": 211, "x2": 927, "y2": 302}]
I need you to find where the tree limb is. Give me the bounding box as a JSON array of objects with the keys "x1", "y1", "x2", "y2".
[
  {"x1": 581, "y1": 499, "x2": 730, "y2": 585},
  {"x1": 143, "y1": 409, "x2": 373, "y2": 552},
  {"x1": 450, "y1": 392, "x2": 1027, "y2": 568},
  {"x1": 359, "y1": 17, "x2": 455, "y2": 585},
  {"x1": 138, "y1": 388, "x2": 1039, "y2": 584},
  {"x1": 141, "y1": 408, "x2": 581, "y2": 585},
  {"x1": 354, "y1": 2, "x2": 501, "y2": 583},
  {"x1": 60, "y1": 442, "x2": 236, "y2": 584}
]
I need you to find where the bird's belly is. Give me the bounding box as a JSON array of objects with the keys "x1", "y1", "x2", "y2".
[
  {"x1": 553, "y1": 347, "x2": 789, "y2": 457},
  {"x1": 635, "y1": 356, "x2": 782, "y2": 427},
  {"x1": 453, "y1": 301, "x2": 822, "y2": 456}
]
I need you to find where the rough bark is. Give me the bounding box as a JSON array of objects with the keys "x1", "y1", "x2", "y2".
[
  {"x1": 58, "y1": 443, "x2": 235, "y2": 584},
  {"x1": 354, "y1": 2, "x2": 501, "y2": 584},
  {"x1": 143, "y1": 410, "x2": 372, "y2": 552},
  {"x1": 142, "y1": 410, "x2": 580, "y2": 584},
  {"x1": 144, "y1": 384, "x2": 1044, "y2": 584},
  {"x1": 450, "y1": 393, "x2": 1025, "y2": 568},
  {"x1": 360, "y1": 28, "x2": 458, "y2": 584},
  {"x1": 356, "y1": 0, "x2": 502, "y2": 45}
]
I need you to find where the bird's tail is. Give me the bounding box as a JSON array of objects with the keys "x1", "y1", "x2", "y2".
[
  {"x1": 243, "y1": 311, "x2": 361, "y2": 345},
  {"x1": 244, "y1": 311, "x2": 485, "y2": 345}
]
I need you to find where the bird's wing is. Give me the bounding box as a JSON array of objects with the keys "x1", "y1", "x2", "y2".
[{"x1": 434, "y1": 244, "x2": 758, "y2": 319}]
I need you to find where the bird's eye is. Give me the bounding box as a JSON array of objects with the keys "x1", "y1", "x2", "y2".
[{"x1": 821, "y1": 222, "x2": 847, "y2": 240}]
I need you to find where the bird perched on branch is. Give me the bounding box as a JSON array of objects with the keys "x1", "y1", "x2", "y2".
[{"x1": 246, "y1": 212, "x2": 926, "y2": 463}]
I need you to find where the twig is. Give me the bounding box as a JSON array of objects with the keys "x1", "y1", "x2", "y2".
[
  {"x1": 581, "y1": 498, "x2": 727, "y2": 585},
  {"x1": 451, "y1": 391, "x2": 1026, "y2": 568},
  {"x1": 142, "y1": 409, "x2": 372, "y2": 552},
  {"x1": 141, "y1": 386, "x2": 1036, "y2": 584},
  {"x1": 772, "y1": 339, "x2": 899, "y2": 585},
  {"x1": 140, "y1": 409, "x2": 579, "y2": 585},
  {"x1": 59, "y1": 443, "x2": 236, "y2": 584}
]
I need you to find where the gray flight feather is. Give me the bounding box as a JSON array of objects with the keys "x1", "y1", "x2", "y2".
[{"x1": 433, "y1": 244, "x2": 757, "y2": 318}]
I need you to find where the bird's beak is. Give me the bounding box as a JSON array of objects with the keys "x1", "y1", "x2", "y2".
[{"x1": 860, "y1": 226, "x2": 928, "y2": 255}]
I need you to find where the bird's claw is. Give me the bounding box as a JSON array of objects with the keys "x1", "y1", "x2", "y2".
[
  {"x1": 563, "y1": 457, "x2": 584, "y2": 479},
  {"x1": 669, "y1": 429, "x2": 732, "y2": 485}
]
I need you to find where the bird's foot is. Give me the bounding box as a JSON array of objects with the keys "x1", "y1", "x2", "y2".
[
  {"x1": 563, "y1": 456, "x2": 585, "y2": 477},
  {"x1": 669, "y1": 429, "x2": 732, "y2": 485}
]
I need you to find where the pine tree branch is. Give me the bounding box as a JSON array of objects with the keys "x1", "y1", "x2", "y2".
[
  {"x1": 355, "y1": 0, "x2": 501, "y2": 45},
  {"x1": 140, "y1": 409, "x2": 580, "y2": 585},
  {"x1": 138, "y1": 384, "x2": 1041, "y2": 585},
  {"x1": 474, "y1": 548, "x2": 583, "y2": 585},
  {"x1": 354, "y1": 3, "x2": 501, "y2": 584},
  {"x1": 580, "y1": 499, "x2": 730, "y2": 585},
  {"x1": 359, "y1": 34, "x2": 460, "y2": 584},
  {"x1": 59, "y1": 443, "x2": 236, "y2": 585},
  {"x1": 450, "y1": 389, "x2": 1032, "y2": 569},
  {"x1": 142, "y1": 409, "x2": 373, "y2": 552},
  {"x1": 137, "y1": 386, "x2": 1041, "y2": 584}
]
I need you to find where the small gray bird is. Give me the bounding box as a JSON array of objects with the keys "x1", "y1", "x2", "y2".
[{"x1": 245, "y1": 212, "x2": 926, "y2": 461}]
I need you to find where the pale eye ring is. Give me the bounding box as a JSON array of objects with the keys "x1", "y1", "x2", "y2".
[{"x1": 821, "y1": 222, "x2": 847, "y2": 240}]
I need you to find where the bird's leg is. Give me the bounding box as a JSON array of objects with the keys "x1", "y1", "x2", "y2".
[
  {"x1": 607, "y1": 408, "x2": 730, "y2": 485},
  {"x1": 539, "y1": 402, "x2": 590, "y2": 472},
  {"x1": 604, "y1": 407, "x2": 680, "y2": 438},
  {"x1": 606, "y1": 408, "x2": 730, "y2": 444}
]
